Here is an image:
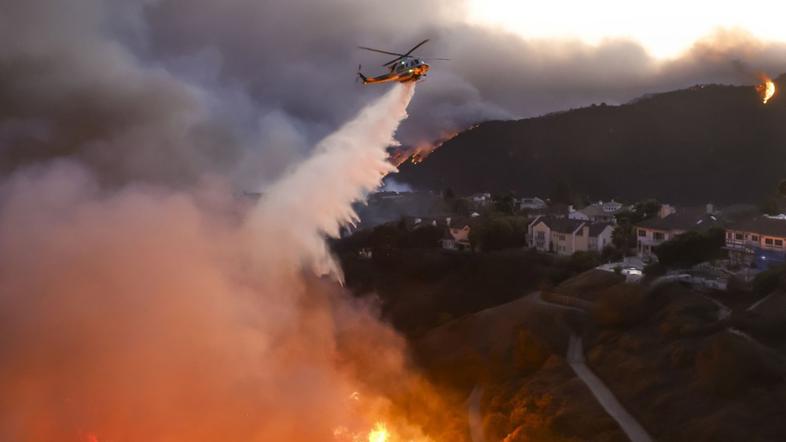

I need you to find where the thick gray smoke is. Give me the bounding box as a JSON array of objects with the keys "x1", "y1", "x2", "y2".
[
  {"x1": 0, "y1": 82, "x2": 466, "y2": 441},
  {"x1": 3, "y1": 1, "x2": 786, "y2": 190}
]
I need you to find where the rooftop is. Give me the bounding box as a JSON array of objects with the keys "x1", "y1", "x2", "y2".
[
  {"x1": 636, "y1": 211, "x2": 722, "y2": 232},
  {"x1": 727, "y1": 216, "x2": 786, "y2": 238}
]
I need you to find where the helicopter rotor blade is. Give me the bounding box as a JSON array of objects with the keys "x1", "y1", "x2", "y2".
[
  {"x1": 357, "y1": 46, "x2": 406, "y2": 57},
  {"x1": 422, "y1": 57, "x2": 451, "y2": 61},
  {"x1": 403, "y1": 39, "x2": 430, "y2": 57},
  {"x1": 383, "y1": 56, "x2": 404, "y2": 67}
]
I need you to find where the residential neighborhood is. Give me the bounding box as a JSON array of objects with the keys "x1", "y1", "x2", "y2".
[{"x1": 354, "y1": 189, "x2": 786, "y2": 292}]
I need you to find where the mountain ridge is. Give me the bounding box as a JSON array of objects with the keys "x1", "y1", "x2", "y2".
[{"x1": 398, "y1": 76, "x2": 786, "y2": 205}]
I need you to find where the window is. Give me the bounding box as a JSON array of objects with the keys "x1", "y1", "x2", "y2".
[
  {"x1": 776, "y1": 239, "x2": 783, "y2": 247},
  {"x1": 654, "y1": 232, "x2": 665, "y2": 241},
  {"x1": 536, "y1": 231, "x2": 545, "y2": 240},
  {"x1": 766, "y1": 238, "x2": 774, "y2": 245},
  {"x1": 735, "y1": 233, "x2": 744, "y2": 241},
  {"x1": 752, "y1": 235, "x2": 759, "y2": 242},
  {"x1": 638, "y1": 229, "x2": 646, "y2": 237}
]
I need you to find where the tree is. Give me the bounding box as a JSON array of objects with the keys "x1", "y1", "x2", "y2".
[
  {"x1": 492, "y1": 192, "x2": 516, "y2": 215},
  {"x1": 443, "y1": 187, "x2": 455, "y2": 201},
  {"x1": 469, "y1": 216, "x2": 529, "y2": 251},
  {"x1": 654, "y1": 227, "x2": 725, "y2": 268},
  {"x1": 612, "y1": 199, "x2": 662, "y2": 254},
  {"x1": 778, "y1": 179, "x2": 786, "y2": 197},
  {"x1": 632, "y1": 199, "x2": 662, "y2": 220}
]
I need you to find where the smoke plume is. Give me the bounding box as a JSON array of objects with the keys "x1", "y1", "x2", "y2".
[{"x1": 0, "y1": 83, "x2": 462, "y2": 442}]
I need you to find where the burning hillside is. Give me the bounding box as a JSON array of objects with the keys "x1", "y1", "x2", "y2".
[{"x1": 389, "y1": 126, "x2": 478, "y2": 167}]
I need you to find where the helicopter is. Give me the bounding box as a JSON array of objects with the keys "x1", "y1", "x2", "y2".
[{"x1": 357, "y1": 39, "x2": 448, "y2": 85}]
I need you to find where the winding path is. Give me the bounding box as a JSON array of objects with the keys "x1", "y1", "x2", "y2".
[
  {"x1": 468, "y1": 292, "x2": 654, "y2": 442},
  {"x1": 567, "y1": 335, "x2": 654, "y2": 442}
]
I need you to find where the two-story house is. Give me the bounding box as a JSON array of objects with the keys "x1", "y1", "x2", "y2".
[
  {"x1": 636, "y1": 209, "x2": 722, "y2": 260},
  {"x1": 588, "y1": 223, "x2": 615, "y2": 252},
  {"x1": 726, "y1": 216, "x2": 786, "y2": 268},
  {"x1": 529, "y1": 216, "x2": 615, "y2": 255}
]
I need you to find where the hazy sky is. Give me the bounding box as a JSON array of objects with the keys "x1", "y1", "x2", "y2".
[
  {"x1": 3, "y1": 0, "x2": 786, "y2": 190},
  {"x1": 468, "y1": 0, "x2": 786, "y2": 58}
]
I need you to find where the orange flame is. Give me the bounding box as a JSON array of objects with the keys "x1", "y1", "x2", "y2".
[
  {"x1": 757, "y1": 75, "x2": 776, "y2": 104},
  {"x1": 390, "y1": 125, "x2": 479, "y2": 167},
  {"x1": 368, "y1": 422, "x2": 390, "y2": 442}
]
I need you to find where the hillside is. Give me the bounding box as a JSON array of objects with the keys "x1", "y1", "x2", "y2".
[{"x1": 398, "y1": 76, "x2": 786, "y2": 205}]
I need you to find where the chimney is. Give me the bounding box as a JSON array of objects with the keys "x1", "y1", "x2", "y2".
[{"x1": 706, "y1": 203, "x2": 715, "y2": 215}]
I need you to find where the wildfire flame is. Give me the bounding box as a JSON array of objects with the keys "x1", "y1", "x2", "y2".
[
  {"x1": 368, "y1": 422, "x2": 390, "y2": 442},
  {"x1": 757, "y1": 75, "x2": 776, "y2": 104},
  {"x1": 389, "y1": 125, "x2": 479, "y2": 167}
]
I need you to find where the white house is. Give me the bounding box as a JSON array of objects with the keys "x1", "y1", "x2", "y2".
[
  {"x1": 519, "y1": 197, "x2": 547, "y2": 210},
  {"x1": 588, "y1": 224, "x2": 615, "y2": 252},
  {"x1": 529, "y1": 216, "x2": 614, "y2": 255},
  {"x1": 568, "y1": 200, "x2": 624, "y2": 224}
]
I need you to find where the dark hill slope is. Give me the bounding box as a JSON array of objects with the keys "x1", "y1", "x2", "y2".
[{"x1": 398, "y1": 77, "x2": 786, "y2": 205}]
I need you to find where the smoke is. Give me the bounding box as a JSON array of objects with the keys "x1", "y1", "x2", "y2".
[{"x1": 0, "y1": 83, "x2": 462, "y2": 442}]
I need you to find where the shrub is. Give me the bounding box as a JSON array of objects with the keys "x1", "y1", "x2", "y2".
[
  {"x1": 512, "y1": 328, "x2": 550, "y2": 375},
  {"x1": 643, "y1": 262, "x2": 666, "y2": 278},
  {"x1": 752, "y1": 264, "x2": 786, "y2": 296},
  {"x1": 592, "y1": 284, "x2": 647, "y2": 328},
  {"x1": 654, "y1": 227, "x2": 726, "y2": 268}
]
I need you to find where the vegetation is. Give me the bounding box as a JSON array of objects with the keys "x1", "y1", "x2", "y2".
[
  {"x1": 491, "y1": 192, "x2": 517, "y2": 215},
  {"x1": 752, "y1": 264, "x2": 786, "y2": 296},
  {"x1": 612, "y1": 199, "x2": 662, "y2": 253},
  {"x1": 469, "y1": 215, "x2": 529, "y2": 251},
  {"x1": 399, "y1": 82, "x2": 786, "y2": 205},
  {"x1": 591, "y1": 284, "x2": 647, "y2": 328},
  {"x1": 653, "y1": 227, "x2": 725, "y2": 268}
]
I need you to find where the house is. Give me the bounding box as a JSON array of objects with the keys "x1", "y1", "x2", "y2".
[
  {"x1": 529, "y1": 216, "x2": 551, "y2": 252},
  {"x1": 726, "y1": 216, "x2": 786, "y2": 268},
  {"x1": 568, "y1": 200, "x2": 624, "y2": 224},
  {"x1": 441, "y1": 218, "x2": 472, "y2": 251},
  {"x1": 550, "y1": 218, "x2": 589, "y2": 255},
  {"x1": 470, "y1": 192, "x2": 492, "y2": 208},
  {"x1": 635, "y1": 207, "x2": 722, "y2": 260},
  {"x1": 519, "y1": 197, "x2": 547, "y2": 211},
  {"x1": 529, "y1": 216, "x2": 614, "y2": 255},
  {"x1": 588, "y1": 223, "x2": 615, "y2": 252}
]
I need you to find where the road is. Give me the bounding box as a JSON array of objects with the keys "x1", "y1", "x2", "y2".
[{"x1": 567, "y1": 335, "x2": 654, "y2": 442}]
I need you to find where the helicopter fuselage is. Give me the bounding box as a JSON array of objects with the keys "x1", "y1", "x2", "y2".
[{"x1": 359, "y1": 58, "x2": 430, "y2": 85}]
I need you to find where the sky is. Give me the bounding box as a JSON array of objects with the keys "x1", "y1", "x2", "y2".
[
  {"x1": 467, "y1": 0, "x2": 786, "y2": 58},
  {"x1": 3, "y1": 0, "x2": 786, "y2": 190}
]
